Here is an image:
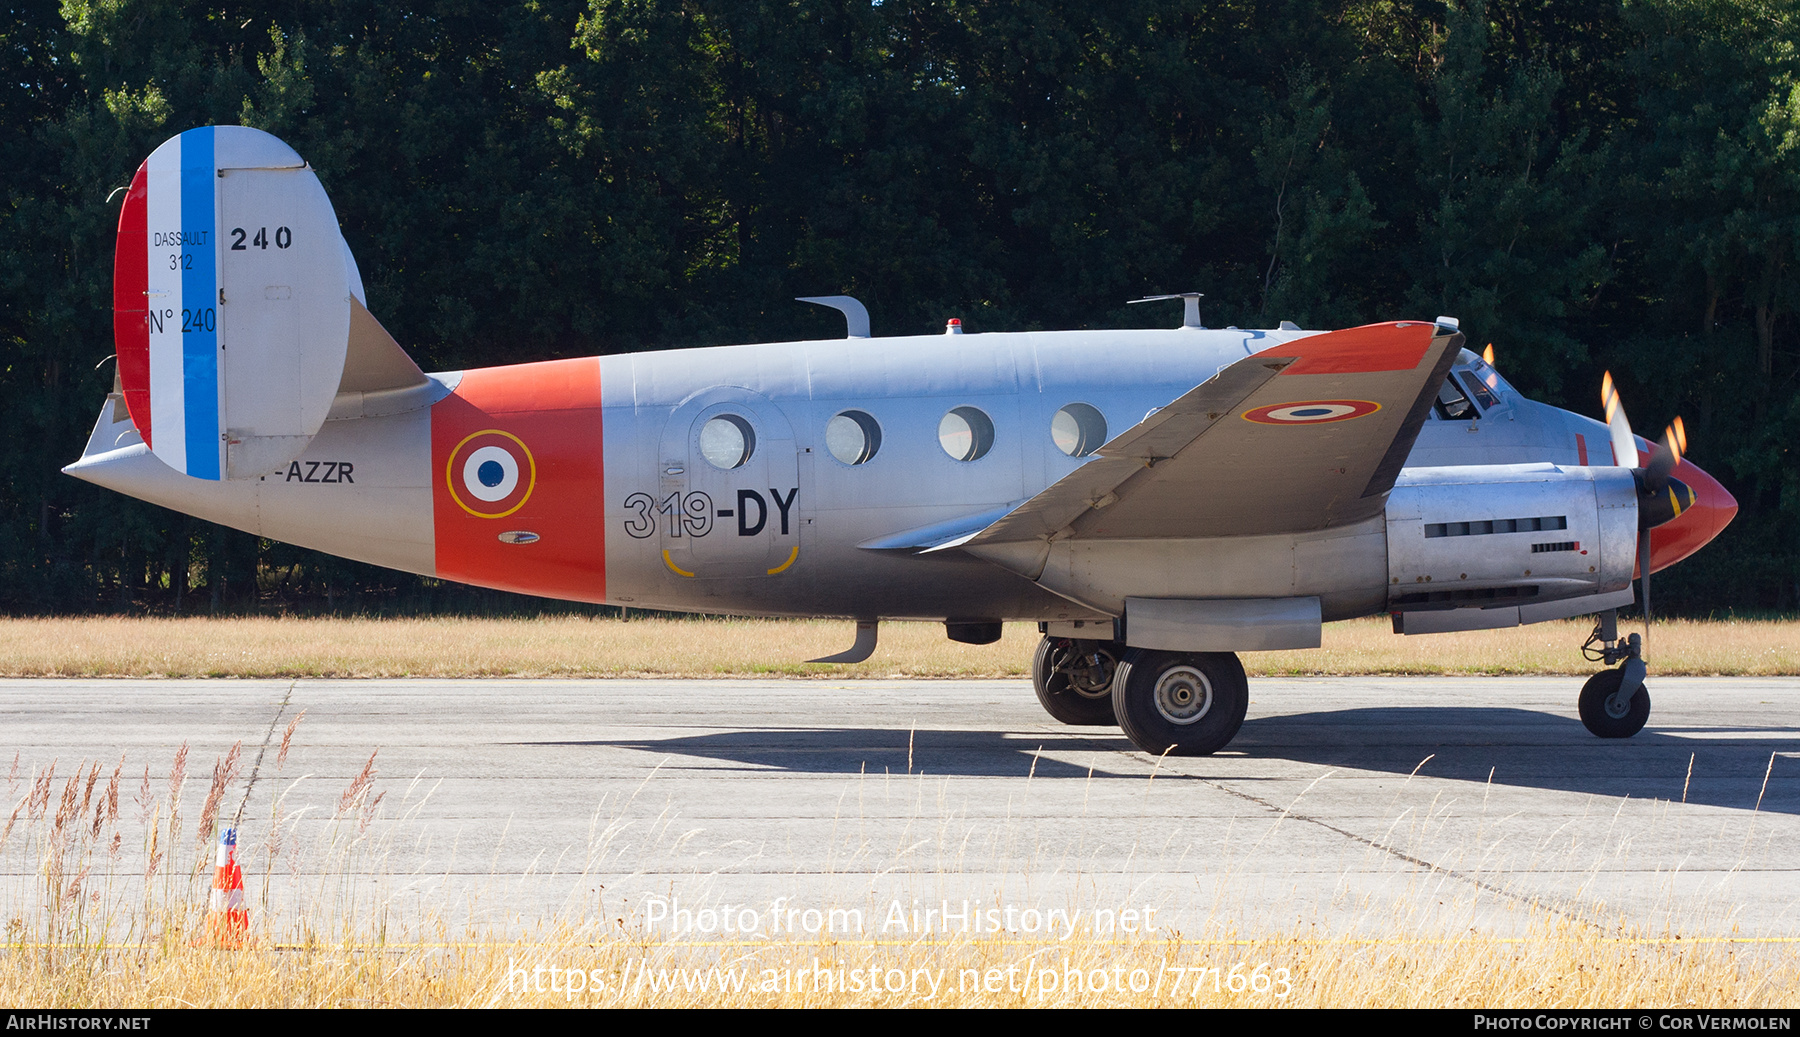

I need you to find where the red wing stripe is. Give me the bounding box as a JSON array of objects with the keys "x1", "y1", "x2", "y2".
[{"x1": 1276, "y1": 321, "x2": 1437, "y2": 375}]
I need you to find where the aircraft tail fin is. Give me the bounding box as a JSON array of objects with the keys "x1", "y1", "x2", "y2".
[{"x1": 113, "y1": 125, "x2": 414, "y2": 480}]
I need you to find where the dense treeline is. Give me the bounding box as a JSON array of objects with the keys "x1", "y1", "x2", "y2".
[{"x1": 1, "y1": 0, "x2": 1795, "y2": 615}]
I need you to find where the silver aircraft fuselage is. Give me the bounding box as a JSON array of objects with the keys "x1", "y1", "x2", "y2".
[{"x1": 65, "y1": 324, "x2": 1737, "y2": 630}]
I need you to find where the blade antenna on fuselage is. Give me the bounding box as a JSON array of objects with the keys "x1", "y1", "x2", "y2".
[
  {"x1": 810, "y1": 619, "x2": 878, "y2": 664},
  {"x1": 796, "y1": 296, "x2": 871, "y2": 339},
  {"x1": 1128, "y1": 293, "x2": 1204, "y2": 329}
]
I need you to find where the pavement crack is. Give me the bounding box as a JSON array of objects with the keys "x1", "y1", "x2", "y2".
[
  {"x1": 232, "y1": 680, "x2": 297, "y2": 829},
  {"x1": 1201, "y1": 776, "x2": 1596, "y2": 927}
]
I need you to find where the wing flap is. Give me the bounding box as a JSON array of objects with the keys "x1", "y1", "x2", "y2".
[{"x1": 857, "y1": 502, "x2": 1021, "y2": 551}]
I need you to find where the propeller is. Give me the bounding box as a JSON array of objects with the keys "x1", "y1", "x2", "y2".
[{"x1": 1598, "y1": 371, "x2": 1698, "y2": 659}]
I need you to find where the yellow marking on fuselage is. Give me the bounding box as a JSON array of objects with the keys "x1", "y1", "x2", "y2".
[
  {"x1": 662, "y1": 550, "x2": 695, "y2": 578},
  {"x1": 767, "y1": 546, "x2": 799, "y2": 574}
]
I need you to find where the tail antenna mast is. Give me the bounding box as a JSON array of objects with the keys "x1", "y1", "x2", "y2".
[{"x1": 1129, "y1": 292, "x2": 1205, "y2": 330}]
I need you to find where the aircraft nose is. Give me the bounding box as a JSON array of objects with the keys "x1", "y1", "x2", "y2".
[{"x1": 1646, "y1": 456, "x2": 1737, "y2": 575}]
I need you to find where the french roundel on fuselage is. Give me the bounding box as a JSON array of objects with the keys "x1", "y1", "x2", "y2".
[{"x1": 444, "y1": 430, "x2": 537, "y2": 519}]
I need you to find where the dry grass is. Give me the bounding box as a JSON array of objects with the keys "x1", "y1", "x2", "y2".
[
  {"x1": 5, "y1": 921, "x2": 1795, "y2": 1008},
  {"x1": 0, "y1": 615, "x2": 1796, "y2": 679},
  {"x1": 1250, "y1": 616, "x2": 1800, "y2": 677},
  {"x1": 2, "y1": 745, "x2": 1794, "y2": 1008}
]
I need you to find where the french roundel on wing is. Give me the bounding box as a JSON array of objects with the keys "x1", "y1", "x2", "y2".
[
  {"x1": 1242, "y1": 399, "x2": 1381, "y2": 425},
  {"x1": 445, "y1": 429, "x2": 537, "y2": 518}
]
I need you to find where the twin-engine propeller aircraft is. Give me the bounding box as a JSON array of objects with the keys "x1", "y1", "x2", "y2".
[{"x1": 67, "y1": 126, "x2": 1738, "y2": 755}]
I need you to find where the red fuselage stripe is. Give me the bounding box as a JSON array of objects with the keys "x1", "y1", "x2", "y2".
[{"x1": 430, "y1": 357, "x2": 607, "y2": 602}]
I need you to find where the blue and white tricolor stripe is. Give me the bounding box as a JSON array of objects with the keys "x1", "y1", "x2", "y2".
[{"x1": 143, "y1": 126, "x2": 222, "y2": 479}]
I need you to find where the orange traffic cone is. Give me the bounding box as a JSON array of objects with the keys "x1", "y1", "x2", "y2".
[{"x1": 199, "y1": 826, "x2": 249, "y2": 948}]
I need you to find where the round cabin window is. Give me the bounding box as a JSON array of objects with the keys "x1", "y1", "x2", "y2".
[
  {"x1": 1051, "y1": 403, "x2": 1107, "y2": 457},
  {"x1": 938, "y1": 406, "x2": 995, "y2": 462},
  {"x1": 699, "y1": 414, "x2": 755, "y2": 470},
  {"x1": 825, "y1": 410, "x2": 882, "y2": 465}
]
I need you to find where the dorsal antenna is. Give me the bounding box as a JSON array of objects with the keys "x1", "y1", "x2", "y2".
[
  {"x1": 1129, "y1": 292, "x2": 1204, "y2": 329},
  {"x1": 796, "y1": 296, "x2": 871, "y2": 338}
]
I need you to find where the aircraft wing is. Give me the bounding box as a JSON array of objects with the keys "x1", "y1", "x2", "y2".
[{"x1": 967, "y1": 320, "x2": 1462, "y2": 544}]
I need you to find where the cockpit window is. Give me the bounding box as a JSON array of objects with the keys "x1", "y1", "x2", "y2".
[
  {"x1": 1433, "y1": 376, "x2": 1475, "y2": 420},
  {"x1": 1458, "y1": 370, "x2": 1500, "y2": 410},
  {"x1": 1469, "y1": 358, "x2": 1516, "y2": 397}
]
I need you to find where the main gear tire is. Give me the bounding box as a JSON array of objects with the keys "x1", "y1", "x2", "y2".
[
  {"x1": 1111, "y1": 649, "x2": 1247, "y2": 756},
  {"x1": 1031, "y1": 637, "x2": 1119, "y2": 726}
]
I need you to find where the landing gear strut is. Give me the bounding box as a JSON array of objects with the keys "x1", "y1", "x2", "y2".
[
  {"x1": 1031, "y1": 636, "x2": 1120, "y2": 726},
  {"x1": 1578, "y1": 609, "x2": 1650, "y2": 738}
]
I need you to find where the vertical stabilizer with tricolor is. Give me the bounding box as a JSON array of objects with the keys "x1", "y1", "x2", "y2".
[{"x1": 114, "y1": 125, "x2": 365, "y2": 480}]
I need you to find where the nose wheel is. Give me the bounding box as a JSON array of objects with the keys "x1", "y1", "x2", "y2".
[
  {"x1": 1031, "y1": 636, "x2": 1120, "y2": 726},
  {"x1": 1577, "y1": 609, "x2": 1650, "y2": 738},
  {"x1": 1579, "y1": 668, "x2": 1651, "y2": 738}
]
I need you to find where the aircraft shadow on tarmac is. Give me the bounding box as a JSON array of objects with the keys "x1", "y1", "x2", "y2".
[
  {"x1": 1236, "y1": 706, "x2": 1800, "y2": 816},
  {"x1": 536, "y1": 727, "x2": 1132, "y2": 780},
  {"x1": 537, "y1": 706, "x2": 1800, "y2": 815}
]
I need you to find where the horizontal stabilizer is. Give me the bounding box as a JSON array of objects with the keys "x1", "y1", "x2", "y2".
[{"x1": 341, "y1": 298, "x2": 426, "y2": 395}]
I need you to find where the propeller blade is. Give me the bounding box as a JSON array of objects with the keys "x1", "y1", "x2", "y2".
[
  {"x1": 1643, "y1": 418, "x2": 1686, "y2": 492},
  {"x1": 1639, "y1": 528, "x2": 1651, "y2": 662},
  {"x1": 1601, "y1": 371, "x2": 1637, "y2": 467}
]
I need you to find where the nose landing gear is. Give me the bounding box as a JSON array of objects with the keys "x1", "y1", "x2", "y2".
[{"x1": 1578, "y1": 609, "x2": 1650, "y2": 738}]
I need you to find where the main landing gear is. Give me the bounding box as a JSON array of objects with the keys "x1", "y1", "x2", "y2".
[
  {"x1": 1111, "y1": 648, "x2": 1248, "y2": 756},
  {"x1": 1032, "y1": 636, "x2": 1120, "y2": 726},
  {"x1": 1578, "y1": 609, "x2": 1650, "y2": 738},
  {"x1": 1031, "y1": 635, "x2": 1250, "y2": 755}
]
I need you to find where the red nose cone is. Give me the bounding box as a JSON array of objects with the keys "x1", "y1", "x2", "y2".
[{"x1": 1645, "y1": 457, "x2": 1737, "y2": 576}]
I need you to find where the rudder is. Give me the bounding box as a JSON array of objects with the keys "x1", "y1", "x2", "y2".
[{"x1": 114, "y1": 125, "x2": 362, "y2": 479}]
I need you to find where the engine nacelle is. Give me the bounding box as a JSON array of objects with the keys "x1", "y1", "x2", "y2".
[{"x1": 1385, "y1": 464, "x2": 1638, "y2": 620}]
